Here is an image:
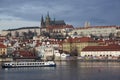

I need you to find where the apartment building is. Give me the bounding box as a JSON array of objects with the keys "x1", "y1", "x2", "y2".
[{"x1": 0, "y1": 43, "x2": 7, "y2": 56}]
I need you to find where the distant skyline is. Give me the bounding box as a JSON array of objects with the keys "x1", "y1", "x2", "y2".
[{"x1": 0, "y1": 0, "x2": 120, "y2": 30}]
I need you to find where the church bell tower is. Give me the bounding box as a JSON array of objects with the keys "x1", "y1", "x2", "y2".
[
  {"x1": 45, "y1": 12, "x2": 51, "y2": 27},
  {"x1": 41, "y1": 15, "x2": 45, "y2": 28}
]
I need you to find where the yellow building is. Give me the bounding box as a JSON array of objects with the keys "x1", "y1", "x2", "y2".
[
  {"x1": 62, "y1": 37, "x2": 98, "y2": 56},
  {"x1": 0, "y1": 43, "x2": 7, "y2": 56}
]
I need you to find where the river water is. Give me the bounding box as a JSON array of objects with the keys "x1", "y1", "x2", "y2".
[{"x1": 0, "y1": 61, "x2": 120, "y2": 80}]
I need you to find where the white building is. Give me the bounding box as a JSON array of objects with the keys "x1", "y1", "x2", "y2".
[
  {"x1": 1, "y1": 27, "x2": 40, "y2": 36},
  {"x1": 81, "y1": 44, "x2": 120, "y2": 59},
  {"x1": 35, "y1": 42, "x2": 54, "y2": 60},
  {"x1": 70, "y1": 26, "x2": 117, "y2": 38}
]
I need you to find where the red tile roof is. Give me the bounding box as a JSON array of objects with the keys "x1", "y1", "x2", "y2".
[
  {"x1": 79, "y1": 37, "x2": 94, "y2": 42},
  {"x1": 35, "y1": 43, "x2": 42, "y2": 47},
  {"x1": 82, "y1": 44, "x2": 120, "y2": 51},
  {"x1": 0, "y1": 43, "x2": 7, "y2": 48},
  {"x1": 13, "y1": 50, "x2": 35, "y2": 57},
  {"x1": 0, "y1": 39, "x2": 6, "y2": 42},
  {"x1": 65, "y1": 37, "x2": 95, "y2": 43}
]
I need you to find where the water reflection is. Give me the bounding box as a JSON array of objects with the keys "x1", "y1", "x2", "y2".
[
  {"x1": 78, "y1": 62, "x2": 120, "y2": 68},
  {"x1": 56, "y1": 61, "x2": 120, "y2": 80},
  {"x1": 0, "y1": 61, "x2": 120, "y2": 80}
]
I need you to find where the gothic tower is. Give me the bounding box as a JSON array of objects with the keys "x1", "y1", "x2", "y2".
[
  {"x1": 41, "y1": 15, "x2": 45, "y2": 28},
  {"x1": 45, "y1": 12, "x2": 51, "y2": 27}
]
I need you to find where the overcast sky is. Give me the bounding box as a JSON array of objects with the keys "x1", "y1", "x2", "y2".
[{"x1": 0, "y1": 0, "x2": 120, "y2": 30}]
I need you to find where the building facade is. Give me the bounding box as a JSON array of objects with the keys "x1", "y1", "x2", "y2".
[
  {"x1": 0, "y1": 43, "x2": 7, "y2": 56},
  {"x1": 81, "y1": 44, "x2": 120, "y2": 59},
  {"x1": 62, "y1": 37, "x2": 99, "y2": 56},
  {"x1": 1, "y1": 27, "x2": 40, "y2": 37},
  {"x1": 70, "y1": 26, "x2": 117, "y2": 38}
]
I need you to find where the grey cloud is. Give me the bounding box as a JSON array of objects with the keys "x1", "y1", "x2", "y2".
[{"x1": 0, "y1": 0, "x2": 120, "y2": 28}]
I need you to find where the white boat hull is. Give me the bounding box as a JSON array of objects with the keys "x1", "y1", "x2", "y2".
[{"x1": 1, "y1": 61, "x2": 56, "y2": 68}]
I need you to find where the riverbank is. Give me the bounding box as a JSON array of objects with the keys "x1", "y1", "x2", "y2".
[
  {"x1": 0, "y1": 57, "x2": 120, "y2": 62},
  {"x1": 0, "y1": 58, "x2": 13, "y2": 62},
  {"x1": 55, "y1": 56, "x2": 120, "y2": 62}
]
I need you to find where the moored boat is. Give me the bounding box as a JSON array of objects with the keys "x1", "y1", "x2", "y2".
[{"x1": 1, "y1": 61, "x2": 56, "y2": 68}]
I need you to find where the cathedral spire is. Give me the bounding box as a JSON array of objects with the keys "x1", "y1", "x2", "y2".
[
  {"x1": 45, "y1": 12, "x2": 51, "y2": 26},
  {"x1": 41, "y1": 15, "x2": 44, "y2": 22},
  {"x1": 46, "y1": 12, "x2": 50, "y2": 20},
  {"x1": 47, "y1": 11, "x2": 50, "y2": 19},
  {"x1": 41, "y1": 15, "x2": 45, "y2": 28}
]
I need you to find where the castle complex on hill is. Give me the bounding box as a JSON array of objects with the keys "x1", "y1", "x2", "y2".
[{"x1": 0, "y1": 12, "x2": 120, "y2": 40}]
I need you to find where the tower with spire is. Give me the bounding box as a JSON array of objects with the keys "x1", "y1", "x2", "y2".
[
  {"x1": 40, "y1": 12, "x2": 66, "y2": 28},
  {"x1": 41, "y1": 15, "x2": 45, "y2": 28},
  {"x1": 45, "y1": 12, "x2": 51, "y2": 27}
]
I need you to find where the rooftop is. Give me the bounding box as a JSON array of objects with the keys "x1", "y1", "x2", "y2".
[
  {"x1": 82, "y1": 44, "x2": 120, "y2": 51},
  {"x1": 0, "y1": 43, "x2": 7, "y2": 48}
]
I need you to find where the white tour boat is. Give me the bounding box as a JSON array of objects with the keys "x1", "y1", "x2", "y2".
[{"x1": 1, "y1": 61, "x2": 56, "y2": 68}]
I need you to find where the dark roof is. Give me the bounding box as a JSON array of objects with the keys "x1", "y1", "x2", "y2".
[
  {"x1": 50, "y1": 20, "x2": 66, "y2": 25},
  {"x1": 54, "y1": 20, "x2": 66, "y2": 25}
]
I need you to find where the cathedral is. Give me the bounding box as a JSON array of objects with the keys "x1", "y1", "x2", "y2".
[
  {"x1": 40, "y1": 13, "x2": 74, "y2": 38},
  {"x1": 41, "y1": 12, "x2": 66, "y2": 28}
]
